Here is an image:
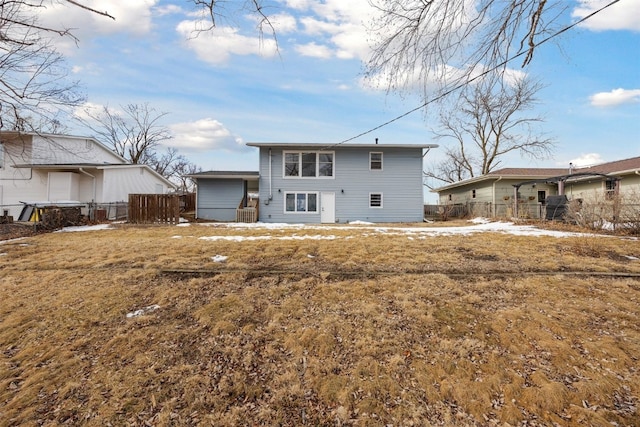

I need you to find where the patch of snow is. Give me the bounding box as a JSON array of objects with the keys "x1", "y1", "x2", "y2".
[
  {"x1": 56, "y1": 224, "x2": 113, "y2": 233},
  {"x1": 0, "y1": 237, "x2": 27, "y2": 245},
  {"x1": 469, "y1": 217, "x2": 491, "y2": 224},
  {"x1": 211, "y1": 255, "x2": 228, "y2": 262},
  {"x1": 126, "y1": 304, "x2": 160, "y2": 318},
  {"x1": 349, "y1": 220, "x2": 374, "y2": 225},
  {"x1": 176, "y1": 222, "x2": 191, "y2": 227},
  {"x1": 307, "y1": 254, "x2": 316, "y2": 258},
  {"x1": 625, "y1": 255, "x2": 639, "y2": 261}
]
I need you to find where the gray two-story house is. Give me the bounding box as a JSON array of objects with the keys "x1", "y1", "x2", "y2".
[{"x1": 247, "y1": 142, "x2": 436, "y2": 223}]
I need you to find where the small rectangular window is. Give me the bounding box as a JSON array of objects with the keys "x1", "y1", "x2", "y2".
[
  {"x1": 370, "y1": 193, "x2": 382, "y2": 208},
  {"x1": 472, "y1": 189, "x2": 476, "y2": 199},
  {"x1": 370, "y1": 152, "x2": 382, "y2": 170},
  {"x1": 605, "y1": 180, "x2": 617, "y2": 199}
]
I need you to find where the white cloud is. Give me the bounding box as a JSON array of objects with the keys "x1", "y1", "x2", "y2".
[
  {"x1": 295, "y1": 42, "x2": 333, "y2": 58},
  {"x1": 573, "y1": 0, "x2": 640, "y2": 31},
  {"x1": 267, "y1": 13, "x2": 298, "y2": 34},
  {"x1": 154, "y1": 4, "x2": 184, "y2": 16},
  {"x1": 169, "y1": 118, "x2": 246, "y2": 151},
  {"x1": 563, "y1": 153, "x2": 605, "y2": 168},
  {"x1": 73, "y1": 102, "x2": 122, "y2": 121},
  {"x1": 590, "y1": 88, "x2": 640, "y2": 107},
  {"x1": 176, "y1": 21, "x2": 278, "y2": 65},
  {"x1": 38, "y1": 0, "x2": 157, "y2": 55}
]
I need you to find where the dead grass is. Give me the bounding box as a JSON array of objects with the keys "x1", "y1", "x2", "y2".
[{"x1": 0, "y1": 223, "x2": 639, "y2": 426}]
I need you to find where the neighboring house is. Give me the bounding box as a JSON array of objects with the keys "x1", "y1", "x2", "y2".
[
  {"x1": 433, "y1": 156, "x2": 640, "y2": 218},
  {"x1": 247, "y1": 142, "x2": 437, "y2": 223},
  {"x1": 187, "y1": 171, "x2": 259, "y2": 222},
  {"x1": 0, "y1": 131, "x2": 176, "y2": 219}
]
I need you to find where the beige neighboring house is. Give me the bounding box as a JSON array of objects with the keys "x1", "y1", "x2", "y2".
[
  {"x1": 0, "y1": 131, "x2": 177, "y2": 219},
  {"x1": 433, "y1": 156, "x2": 640, "y2": 218}
]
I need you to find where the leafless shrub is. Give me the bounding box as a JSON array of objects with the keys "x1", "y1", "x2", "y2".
[{"x1": 566, "y1": 189, "x2": 640, "y2": 235}]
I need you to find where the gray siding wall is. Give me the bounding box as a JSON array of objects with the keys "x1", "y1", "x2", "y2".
[
  {"x1": 196, "y1": 178, "x2": 244, "y2": 221},
  {"x1": 257, "y1": 146, "x2": 424, "y2": 223}
]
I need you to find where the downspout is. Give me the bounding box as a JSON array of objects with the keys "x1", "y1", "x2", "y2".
[
  {"x1": 267, "y1": 148, "x2": 273, "y2": 204},
  {"x1": 79, "y1": 168, "x2": 96, "y2": 220},
  {"x1": 492, "y1": 176, "x2": 502, "y2": 218}
]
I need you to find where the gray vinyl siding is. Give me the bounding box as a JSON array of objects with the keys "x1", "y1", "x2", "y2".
[
  {"x1": 257, "y1": 146, "x2": 424, "y2": 223},
  {"x1": 196, "y1": 178, "x2": 244, "y2": 221}
]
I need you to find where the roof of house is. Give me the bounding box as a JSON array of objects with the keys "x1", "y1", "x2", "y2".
[
  {"x1": 12, "y1": 163, "x2": 177, "y2": 189},
  {"x1": 246, "y1": 142, "x2": 438, "y2": 149},
  {"x1": 577, "y1": 156, "x2": 640, "y2": 175},
  {"x1": 433, "y1": 156, "x2": 640, "y2": 193},
  {"x1": 186, "y1": 171, "x2": 260, "y2": 180}
]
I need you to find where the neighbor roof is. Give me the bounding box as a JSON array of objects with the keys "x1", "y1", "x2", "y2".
[
  {"x1": 246, "y1": 142, "x2": 438, "y2": 149},
  {"x1": 577, "y1": 156, "x2": 640, "y2": 175},
  {"x1": 434, "y1": 156, "x2": 640, "y2": 193},
  {"x1": 186, "y1": 171, "x2": 259, "y2": 180}
]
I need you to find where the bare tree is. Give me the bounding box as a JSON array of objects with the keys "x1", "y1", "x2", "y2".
[
  {"x1": 0, "y1": 1, "x2": 275, "y2": 132},
  {"x1": 0, "y1": 1, "x2": 94, "y2": 131},
  {"x1": 366, "y1": 0, "x2": 569, "y2": 95},
  {"x1": 424, "y1": 73, "x2": 553, "y2": 186},
  {"x1": 79, "y1": 103, "x2": 172, "y2": 164}
]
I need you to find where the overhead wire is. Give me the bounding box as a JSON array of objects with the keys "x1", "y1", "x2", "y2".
[{"x1": 331, "y1": 0, "x2": 623, "y2": 147}]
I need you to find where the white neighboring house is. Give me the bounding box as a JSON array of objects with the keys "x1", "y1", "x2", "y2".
[{"x1": 0, "y1": 131, "x2": 176, "y2": 219}]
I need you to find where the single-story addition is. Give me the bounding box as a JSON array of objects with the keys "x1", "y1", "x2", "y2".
[
  {"x1": 187, "y1": 171, "x2": 259, "y2": 222},
  {"x1": 433, "y1": 156, "x2": 640, "y2": 218},
  {"x1": 190, "y1": 142, "x2": 438, "y2": 223},
  {"x1": 0, "y1": 131, "x2": 176, "y2": 219}
]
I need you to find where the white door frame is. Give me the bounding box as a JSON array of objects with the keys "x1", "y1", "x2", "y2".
[{"x1": 320, "y1": 192, "x2": 335, "y2": 223}]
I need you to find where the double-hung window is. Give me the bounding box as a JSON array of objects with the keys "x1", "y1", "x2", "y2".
[
  {"x1": 370, "y1": 152, "x2": 382, "y2": 170},
  {"x1": 284, "y1": 151, "x2": 334, "y2": 178},
  {"x1": 285, "y1": 192, "x2": 318, "y2": 213}
]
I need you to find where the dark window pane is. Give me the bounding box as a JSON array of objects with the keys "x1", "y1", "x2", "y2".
[
  {"x1": 286, "y1": 193, "x2": 295, "y2": 211},
  {"x1": 301, "y1": 153, "x2": 316, "y2": 177},
  {"x1": 370, "y1": 193, "x2": 382, "y2": 207},
  {"x1": 285, "y1": 153, "x2": 299, "y2": 176},
  {"x1": 297, "y1": 193, "x2": 306, "y2": 211},
  {"x1": 308, "y1": 193, "x2": 317, "y2": 212}
]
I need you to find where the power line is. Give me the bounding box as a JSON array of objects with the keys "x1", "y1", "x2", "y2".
[{"x1": 333, "y1": 0, "x2": 623, "y2": 146}]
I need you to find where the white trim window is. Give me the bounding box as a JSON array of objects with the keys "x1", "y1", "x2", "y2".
[
  {"x1": 285, "y1": 192, "x2": 318, "y2": 213},
  {"x1": 370, "y1": 152, "x2": 382, "y2": 170},
  {"x1": 369, "y1": 192, "x2": 383, "y2": 208},
  {"x1": 284, "y1": 151, "x2": 334, "y2": 178}
]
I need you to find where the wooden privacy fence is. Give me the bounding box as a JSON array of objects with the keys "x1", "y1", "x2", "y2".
[{"x1": 128, "y1": 194, "x2": 180, "y2": 224}]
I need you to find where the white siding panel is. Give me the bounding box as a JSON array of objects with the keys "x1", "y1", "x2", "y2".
[{"x1": 101, "y1": 168, "x2": 168, "y2": 202}]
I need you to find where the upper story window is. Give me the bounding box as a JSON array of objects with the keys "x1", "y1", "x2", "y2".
[
  {"x1": 370, "y1": 152, "x2": 382, "y2": 170},
  {"x1": 284, "y1": 151, "x2": 334, "y2": 178}
]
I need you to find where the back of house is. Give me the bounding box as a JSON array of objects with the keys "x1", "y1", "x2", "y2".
[{"x1": 248, "y1": 142, "x2": 436, "y2": 224}]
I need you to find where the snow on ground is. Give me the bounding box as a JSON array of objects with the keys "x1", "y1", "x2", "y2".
[
  {"x1": 185, "y1": 218, "x2": 592, "y2": 239},
  {"x1": 55, "y1": 224, "x2": 114, "y2": 233}
]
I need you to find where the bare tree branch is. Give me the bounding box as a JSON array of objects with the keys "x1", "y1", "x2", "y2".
[
  {"x1": 367, "y1": 0, "x2": 567, "y2": 96},
  {"x1": 430, "y1": 72, "x2": 554, "y2": 183}
]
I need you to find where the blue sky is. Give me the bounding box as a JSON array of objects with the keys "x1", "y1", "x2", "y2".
[{"x1": 41, "y1": 0, "x2": 639, "y2": 200}]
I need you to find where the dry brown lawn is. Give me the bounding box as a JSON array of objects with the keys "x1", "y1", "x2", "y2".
[{"x1": 0, "y1": 222, "x2": 639, "y2": 426}]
